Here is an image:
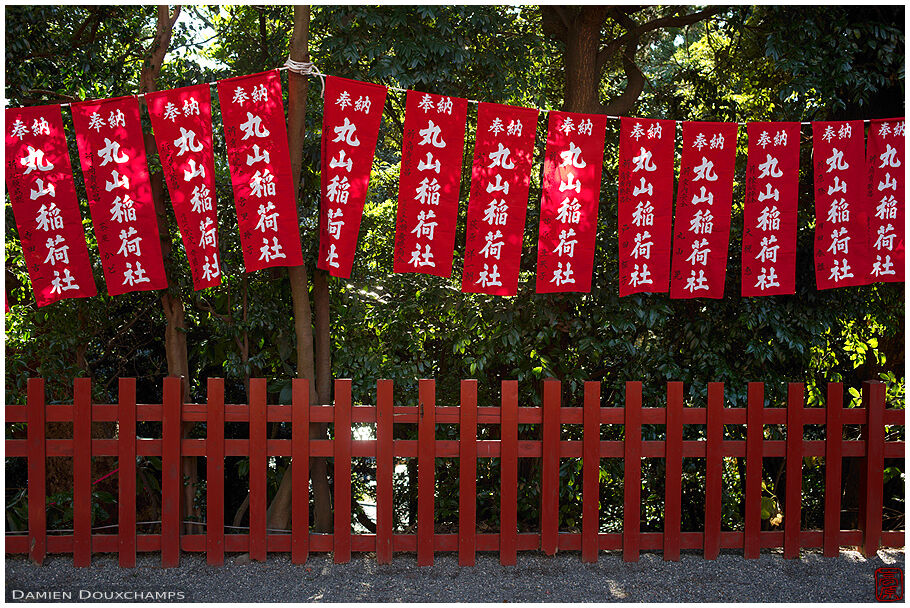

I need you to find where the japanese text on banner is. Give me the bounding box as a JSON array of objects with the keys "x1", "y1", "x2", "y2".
[
  {"x1": 618, "y1": 117, "x2": 676, "y2": 296},
  {"x1": 147, "y1": 84, "x2": 222, "y2": 289},
  {"x1": 6, "y1": 105, "x2": 97, "y2": 305},
  {"x1": 392, "y1": 90, "x2": 468, "y2": 277},
  {"x1": 218, "y1": 69, "x2": 303, "y2": 272},
  {"x1": 535, "y1": 111, "x2": 607, "y2": 293},
  {"x1": 318, "y1": 76, "x2": 387, "y2": 278},
  {"x1": 812, "y1": 120, "x2": 869, "y2": 289},
  {"x1": 462, "y1": 103, "x2": 538, "y2": 296},
  {"x1": 865, "y1": 118, "x2": 904, "y2": 283},
  {"x1": 72, "y1": 96, "x2": 167, "y2": 296},
  {"x1": 741, "y1": 122, "x2": 801, "y2": 296},
  {"x1": 669, "y1": 121, "x2": 738, "y2": 299}
]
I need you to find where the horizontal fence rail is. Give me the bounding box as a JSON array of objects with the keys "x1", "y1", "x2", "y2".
[{"x1": 4, "y1": 377, "x2": 905, "y2": 567}]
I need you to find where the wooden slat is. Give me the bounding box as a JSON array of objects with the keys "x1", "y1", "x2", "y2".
[
  {"x1": 27, "y1": 378, "x2": 46, "y2": 565},
  {"x1": 664, "y1": 382, "x2": 683, "y2": 561},
  {"x1": 376, "y1": 380, "x2": 394, "y2": 564},
  {"x1": 704, "y1": 382, "x2": 723, "y2": 560},
  {"x1": 161, "y1": 377, "x2": 182, "y2": 567},
  {"x1": 744, "y1": 382, "x2": 763, "y2": 559},
  {"x1": 291, "y1": 378, "x2": 309, "y2": 564},
  {"x1": 206, "y1": 378, "x2": 225, "y2": 566},
  {"x1": 459, "y1": 380, "x2": 477, "y2": 566},
  {"x1": 334, "y1": 379, "x2": 352, "y2": 564},
  {"x1": 784, "y1": 383, "x2": 804, "y2": 559},
  {"x1": 623, "y1": 381, "x2": 642, "y2": 562},
  {"x1": 861, "y1": 381, "x2": 885, "y2": 558},
  {"x1": 582, "y1": 382, "x2": 601, "y2": 563},
  {"x1": 500, "y1": 381, "x2": 518, "y2": 566},
  {"x1": 417, "y1": 379, "x2": 435, "y2": 566},
  {"x1": 249, "y1": 378, "x2": 267, "y2": 562},
  {"x1": 73, "y1": 378, "x2": 92, "y2": 567},
  {"x1": 541, "y1": 380, "x2": 560, "y2": 556},
  {"x1": 118, "y1": 378, "x2": 137, "y2": 567},
  {"x1": 824, "y1": 383, "x2": 843, "y2": 557}
]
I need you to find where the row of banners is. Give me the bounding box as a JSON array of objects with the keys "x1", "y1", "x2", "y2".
[{"x1": 5, "y1": 69, "x2": 905, "y2": 307}]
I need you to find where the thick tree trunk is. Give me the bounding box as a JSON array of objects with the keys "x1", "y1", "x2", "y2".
[
  {"x1": 139, "y1": 5, "x2": 203, "y2": 533},
  {"x1": 264, "y1": 4, "x2": 334, "y2": 534},
  {"x1": 562, "y1": 7, "x2": 608, "y2": 114}
]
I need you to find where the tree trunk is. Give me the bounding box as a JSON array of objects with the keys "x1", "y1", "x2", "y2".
[
  {"x1": 264, "y1": 4, "x2": 334, "y2": 534},
  {"x1": 562, "y1": 8, "x2": 608, "y2": 114},
  {"x1": 139, "y1": 4, "x2": 203, "y2": 533}
]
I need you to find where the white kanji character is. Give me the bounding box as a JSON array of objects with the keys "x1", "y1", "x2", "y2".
[
  {"x1": 251, "y1": 84, "x2": 268, "y2": 103},
  {"x1": 479, "y1": 230, "x2": 504, "y2": 260},
  {"x1": 878, "y1": 172, "x2": 898, "y2": 191},
  {"x1": 507, "y1": 120, "x2": 523, "y2": 136},
  {"x1": 335, "y1": 91, "x2": 352, "y2": 110},
  {"x1": 20, "y1": 146, "x2": 54, "y2": 174},
  {"x1": 757, "y1": 184, "x2": 779, "y2": 203},
  {"x1": 876, "y1": 195, "x2": 898, "y2": 220},
  {"x1": 756, "y1": 205, "x2": 780, "y2": 231},
  {"x1": 233, "y1": 87, "x2": 249, "y2": 105},
  {"x1": 871, "y1": 255, "x2": 895, "y2": 277},
  {"x1": 418, "y1": 94, "x2": 435, "y2": 112},
  {"x1": 559, "y1": 142, "x2": 587, "y2": 169},
  {"x1": 756, "y1": 234, "x2": 780, "y2": 263},
  {"x1": 690, "y1": 209, "x2": 714, "y2": 235},
  {"x1": 255, "y1": 201, "x2": 279, "y2": 232},
  {"x1": 693, "y1": 157, "x2": 718, "y2": 182},
  {"x1": 97, "y1": 138, "x2": 129, "y2": 166},
  {"x1": 29, "y1": 178, "x2": 56, "y2": 201},
  {"x1": 825, "y1": 148, "x2": 849, "y2": 172},
  {"x1": 827, "y1": 175, "x2": 847, "y2": 196},
  {"x1": 822, "y1": 126, "x2": 836, "y2": 142},
  {"x1": 327, "y1": 208, "x2": 345, "y2": 239},
  {"x1": 330, "y1": 149, "x2": 354, "y2": 172},
  {"x1": 105, "y1": 170, "x2": 130, "y2": 192},
  {"x1": 551, "y1": 262, "x2": 575, "y2": 286},
  {"x1": 837, "y1": 123, "x2": 851, "y2": 139},
  {"x1": 184, "y1": 158, "x2": 206, "y2": 182},
  {"x1": 632, "y1": 147, "x2": 657, "y2": 172},
  {"x1": 31, "y1": 117, "x2": 50, "y2": 136},
  {"x1": 332, "y1": 117, "x2": 360, "y2": 146},
  {"x1": 757, "y1": 131, "x2": 772, "y2": 148},
  {"x1": 647, "y1": 123, "x2": 662, "y2": 140},
  {"x1": 122, "y1": 261, "x2": 150, "y2": 286},
  {"x1": 691, "y1": 186, "x2": 714, "y2": 206},
  {"x1": 630, "y1": 123, "x2": 645, "y2": 140},
  {"x1": 88, "y1": 112, "x2": 106, "y2": 132},
  {"x1": 202, "y1": 253, "x2": 221, "y2": 282},
  {"x1": 325, "y1": 243, "x2": 340, "y2": 268},
  {"x1": 418, "y1": 120, "x2": 446, "y2": 148},
  {"x1": 354, "y1": 96, "x2": 372, "y2": 113},
  {"x1": 874, "y1": 224, "x2": 896, "y2": 251},
  {"x1": 755, "y1": 266, "x2": 780, "y2": 290},
  {"x1": 633, "y1": 177, "x2": 653, "y2": 197},
  {"x1": 163, "y1": 102, "x2": 181, "y2": 122},
  {"x1": 710, "y1": 133, "x2": 724, "y2": 149},
  {"x1": 417, "y1": 151, "x2": 441, "y2": 173},
  {"x1": 693, "y1": 133, "x2": 708, "y2": 150},
  {"x1": 489, "y1": 117, "x2": 505, "y2": 135},
  {"x1": 10, "y1": 119, "x2": 29, "y2": 139},
  {"x1": 183, "y1": 97, "x2": 200, "y2": 116},
  {"x1": 327, "y1": 175, "x2": 351, "y2": 205},
  {"x1": 50, "y1": 268, "x2": 79, "y2": 294},
  {"x1": 556, "y1": 197, "x2": 581, "y2": 224},
  {"x1": 117, "y1": 226, "x2": 142, "y2": 257},
  {"x1": 239, "y1": 112, "x2": 270, "y2": 140},
  {"x1": 43, "y1": 234, "x2": 70, "y2": 266},
  {"x1": 249, "y1": 169, "x2": 276, "y2": 198},
  {"x1": 476, "y1": 264, "x2": 502, "y2": 288},
  {"x1": 246, "y1": 144, "x2": 271, "y2": 166},
  {"x1": 437, "y1": 97, "x2": 453, "y2": 115},
  {"x1": 685, "y1": 238, "x2": 711, "y2": 266},
  {"x1": 558, "y1": 117, "x2": 575, "y2": 135},
  {"x1": 108, "y1": 109, "x2": 125, "y2": 128},
  {"x1": 486, "y1": 174, "x2": 510, "y2": 196},
  {"x1": 554, "y1": 228, "x2": 578, "y2": 258},
  {"x1": 109, "y1": 195, "x2": 136, "y2": 224},
  {"x1": 488, "y1": 143, "x2": 515, "y2": 170},
  {"x1": 559, "y1": 172, "x2": 581, "y2": 194},
  {"x1": 758, "y1": 154, "x2": 783, "y2": 178},
  {"x1": 198, "y1": 217, "x2": 217, "y2": 248},
  {"x1": 35, "y1": 203, "x2": 63, "y2": 232},
  {"x1": 409, "y1": 243, "x2": 435, "y2": 267},
  {"x1": 190, "y1": 185, "x2": 212, "y2": 213},
  {"x1": 828, "y1": 258, "x2": 853, "y2": 283},
  {"x1": 826, "y1": 227, "x2": 850, "y2": 255},
  {"x1": 173, "y1": 127, "x2": 204, "y2": 156},
  {"x1": 411, "y1": 209, "x2": 438, "y2": 240},
  {"x1": 631, "y1": 231, "x2": 653, "y2": 260},
  {"x1": 258, "y1": 237, "x2": 286, "y2": 262},
  {"x1": 827, "y1": 198, "x2": 849, "y2": 224},
  {"x1": 684, "y1": 269, "x2": 709, "y2": 292},
  {"x1": 415, "y1": 177, "x2": 441, "y2": 205},
  {"x1": 577, "y1": 118, "x2": 593, "y2": 136},
  {"x1": 773, "y1": 130, "x2": 787, "y2": 147},
  {"x1": 879, "y1": 144, "x2": 901, "y2": 169},
  {"x1": 484, "y1": 199, "x2": 509, "y2": 225},
  {"x1": 632, "y1": 200, "x2": 654, "y2": 227},
  {"x1": 628, "y1": 263, "x2": 653, "y2": 287}
]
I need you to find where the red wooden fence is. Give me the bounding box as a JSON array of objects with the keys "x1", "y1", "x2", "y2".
[{"x1": 5, "y1": 377, "x2": 904, "y2": 567}]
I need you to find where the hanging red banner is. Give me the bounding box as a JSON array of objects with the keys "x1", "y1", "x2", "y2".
[
  {"x1": 741, "y1": 122, "x2": 801, "y2": 296},
  {"x1": 317, "y1": 76, "x2": 388, "y2": 278},
  {"x1": 669, "y1": 122, "x2": 738, "y2": 299},
  {"x1": 534, "y1": 111, "x2": 607, "y2": 293},
  {"x1": 217, "y1": 70, "x2": 302, "y2": 272},
  {"x1": 72, "y1": 96, "x2": 167, "y2": 296},
  {"x1": 147, "y1": 84, "x2": 221, "y2": 290},
  {"x1": 461, "y1": 103, "x2": 538, "y2": 295},
  {"x1": 617, "y1": 117, "x2": 676, "y2": 296},
  {"x1": 865, "y1": 118, "x2": 904, "y2": 283},
  {"x1": 5, "y1": 105, "x2": 96, "y2": 306},
  {"x1": 392, "y1": 90, "x2": 468, "y2": 277},
  {"x1": 812, "y1": 120, "x2": 869, "y2": 290}
]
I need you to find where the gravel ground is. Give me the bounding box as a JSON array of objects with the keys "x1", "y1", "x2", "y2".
[{"x1": 6, "y1": 548, "x2": 904, "y2": 602}]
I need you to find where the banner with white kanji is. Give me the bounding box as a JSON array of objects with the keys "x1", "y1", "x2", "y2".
[
  {"x1": 147, "y1": 84, "x2": 221, "y2": 289},
  {"x1": 865, "y1": 118, "x2": 904, "y2": 283},
  {"x1": 6, "y1": 105, "x2": 97, "y2": 305},
  {"x1": 392, "y1": 90, "x2": 468, "y2": 277},
  {"x1": 218, "y1": 70, "x2": 303, "y2": 272},
  {"x1": 72, "y1": 96, "x2": 167, "y2": 296}
]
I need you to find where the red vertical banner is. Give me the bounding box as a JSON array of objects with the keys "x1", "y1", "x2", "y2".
[
  {"x1": 217, "y1": 70, "x2": 303, "y2": 272},
  {"x1": 461, "y1": 103, "x2": 538, "y2": 295},
  {"x1": 617, "y1": 117, "x2": 676, "y2": 296},
  {"x1": 392, "y1": 90, "x2": 468, "y2": 276},
  {"x1": 535, "y1": 111, "x2": 607, "y2": 293},
  {"x1": 72, "y1": 96, "x2": 167, "y2": 296},
  {"x1": 147, "y1": 84, "x2": 221, "y2": 289},
  {"x1": 317, "y1": 76, "x2": 387, "y2": 278},
  {"x1": 669, "y1": 122, "x2": 738, "y2": 299},
  {"x1": 741, "y1": 122, "x2": 801, "y2": 296},
  {"x1": 866, "y1": 118, "x2": 904, "y2": 283},
  {"x1": 6, "y1": 105, "x2": 96, "y2": 305},
  {"x1": 812, "y1": 120, "x2": 868, "y2": 289}
]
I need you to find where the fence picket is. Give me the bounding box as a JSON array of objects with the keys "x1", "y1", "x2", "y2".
[
  {"x1": 541, "y1": 380, "x2": 560, "y2": 556},
  {"x1": 861, "y1": 381, "x2": 886, "y2": 558},
  {"x1": 249, "y1": 378, "x2": 267, "y2": 561},
  {"x1": 623, "y1": 381, "x2": 643, "y2": 562},
  {"x1": 417, "y1": 379, "x2": 436, "y2": 566},
  {"x1": 744, "y1": 382, "x2": 763, "y2": 559},
  {"x1": 664, "y1": 382, "x2": 683, "y2": 561},
  {"x1": 73, "y1": 377, "x2": 92, "y2": 567},
  {"x1": 582, "y1": 381, "x2": 601, "y2": 563},
  {"x1": 118, "y1": 378, "x2": 137, "y2": 567},
  {"x1": 784, "y1": 383, "x2": 804, "y2": 559},
  {"x1": 459, "y1": 380, "x2": 478, "y2": 566},
  {"x1": 292, "y1": 378, "x2": 310, "y2": 564},
  {"x1": 376, "y1": 379, "x2": 394, "y2": 564},
  {"x1": 500, "y1": 381, "x2": 518, "y2": 566},
  {"x1": 161, "y1": 376, "x2": 182, "y2": 567},
  {"x1": 207, "y1": 378, "x2": 225, "y2": 566},
  {"x1": 823, "y1": 383, "x2": 843, "y2": 557},
  {"x1": 334, "y1": 379, "x2": 353, "y2": 564},
  {"x1": 704, "y1": 382, "x2": 723, "y2": 560},
  {"x1": 27, "y1": 378, "x2": 46, "y2": 565}
]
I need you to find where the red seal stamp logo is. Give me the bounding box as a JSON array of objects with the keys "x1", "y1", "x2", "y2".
[{"x1": 875, "y1": 567, "x2": 904, "y2": 602}]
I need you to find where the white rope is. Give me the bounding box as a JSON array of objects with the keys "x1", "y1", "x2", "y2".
[{"x1": 283, "y1": 57, "x2": 325, "y2": 98}]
